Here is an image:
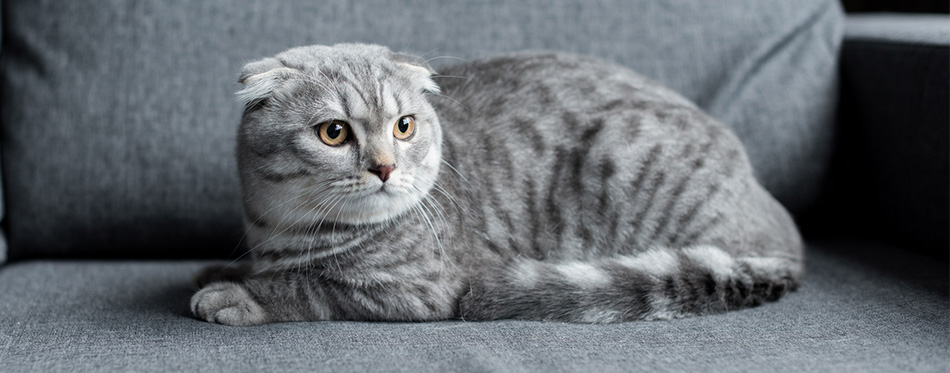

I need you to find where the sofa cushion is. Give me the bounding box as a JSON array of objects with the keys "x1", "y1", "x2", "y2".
[
  {"x1": 0, "y1": 239, "x2": 946, "y2": 371},
  {"x1": 0, "y1": 0, "x2": 843, "y2": 259},
  {"x1": 846, "y1": 14, "x2": 950, "y2": 45},
  {"x1": 0, "y1": 4, "x2": 5, "y2": 265}
]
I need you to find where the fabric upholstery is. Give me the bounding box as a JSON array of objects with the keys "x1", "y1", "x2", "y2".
[
  {"x1": 846, "y1": 14, "x2": 950, "y2": 45},
  {"x1": 0, "y1": 240, "x2": 946, "y2": 372},
  {"x1": 0, "y1": 0, "x2": 843, "y2": 260},
  {"x1": 0, "y1": 2, "x2": 4, "y2": 265}
]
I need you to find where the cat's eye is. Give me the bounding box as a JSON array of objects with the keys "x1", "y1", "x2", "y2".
[
  {"x1": 393, "y1": 116, "x2": 415, "y2": 140},
  {"x1": 316, "y1": 120, "x2": 349, "y2": 146}
]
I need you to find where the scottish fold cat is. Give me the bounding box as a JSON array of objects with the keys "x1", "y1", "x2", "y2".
[{"x1": 191, "y1": 44, "x2": 802, "y2": 325}]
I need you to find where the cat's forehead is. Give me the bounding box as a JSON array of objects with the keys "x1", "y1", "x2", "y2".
[
  {"x1": 278, "y1": 45, "x2": 399, "y2": 78},
  {"x1": 327, "y1": 78, "x2": 404, "y2": 123},
  {"x1": 236, "y1": 44, "x2": 437, "y2": 115},
  {"x1": 302, "y1": 68, "x2": 402, "y2": 121}
]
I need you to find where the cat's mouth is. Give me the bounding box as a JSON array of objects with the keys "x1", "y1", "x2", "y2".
[
  {"x1": 374, "y1": 183, "x2": 401, "y2": 196},
  {"x1": 317, "y1": 176, "x2": 431, "y2": 225}
]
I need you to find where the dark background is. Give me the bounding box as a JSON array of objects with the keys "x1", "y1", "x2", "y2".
[{"x1": 842, "y1": 0, "x2": 949, "y2": 13}]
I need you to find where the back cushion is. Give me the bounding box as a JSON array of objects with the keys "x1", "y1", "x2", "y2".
[{"x1": 0, "y1": 0, "x2": 843, "y2": 260}]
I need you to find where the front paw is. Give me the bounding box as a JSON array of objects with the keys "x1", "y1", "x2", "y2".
[{"x1": 191, "y1": 282, "x2": 268, "y2": 326}]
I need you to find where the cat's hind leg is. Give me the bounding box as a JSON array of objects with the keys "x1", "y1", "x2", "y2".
[{"x1": 458, "y1": 246, "x2": 801, "y2": 323}]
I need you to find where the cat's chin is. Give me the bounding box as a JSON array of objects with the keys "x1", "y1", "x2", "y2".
[{"x1": 330, "y1": 187, "x2": 426, "y2": 225}]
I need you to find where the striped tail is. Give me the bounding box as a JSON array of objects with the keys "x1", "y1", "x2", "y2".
[{"x1": 458, "y1": 246, "x2": 801, "y2": 323}]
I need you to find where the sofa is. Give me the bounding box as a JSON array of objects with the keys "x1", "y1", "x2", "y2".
[{"x1": 0, "y1": 0, "x2": 946, "y2": 371}]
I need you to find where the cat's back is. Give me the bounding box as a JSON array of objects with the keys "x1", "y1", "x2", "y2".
[
  {"x1": 427, "y1": 52, "x2": 801, "y2": 262},
  {"x1": 430, "y1": 51, "x2": 730, "y2": 162},
  {"x1": 432, "y1": 52, "x2": 696, "y2": 119}
]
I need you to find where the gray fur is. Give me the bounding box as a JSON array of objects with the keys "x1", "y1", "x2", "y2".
[{"x1": 191, "y1": 43, "x2": 803, "y2": 325}]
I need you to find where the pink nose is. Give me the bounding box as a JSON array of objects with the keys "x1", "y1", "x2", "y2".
[{"x1": 369, "y1": 165, "x2": 394, "y2": 182}]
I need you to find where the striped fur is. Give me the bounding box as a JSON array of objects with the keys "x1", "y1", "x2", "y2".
[{"x1": 191, "y1": 44, "x2": 803, "y2": 325}]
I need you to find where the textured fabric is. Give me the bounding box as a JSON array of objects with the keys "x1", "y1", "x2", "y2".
[
  {"x1": 0, "y1": 240, "x2": 946, "y2": 372},
  {"x1": 809, "y1": 16, "x2": 949, "y2": 258},
  {"x1": 0, "y1": 1, "x2": 4, "y2": 266},
  {"x1": 846, "y1": 14, "x2": 950, "y2": 45},
  {"x1": 0, "y1": 0, "x2": 843, "y2": 259}
]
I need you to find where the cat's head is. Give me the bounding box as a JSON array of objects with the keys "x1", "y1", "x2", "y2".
[{"x1": 236, "y1": 44, "x2": 442, "y2": 228}]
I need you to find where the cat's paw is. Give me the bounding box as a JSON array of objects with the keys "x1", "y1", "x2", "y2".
[{"x1": 191, "y1": 282, "x2": 268, "y2": 326}]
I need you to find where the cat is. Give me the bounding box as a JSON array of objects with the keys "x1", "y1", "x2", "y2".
[{"x1": 190, "y1": 43, "x2": 803, "y2": 325}]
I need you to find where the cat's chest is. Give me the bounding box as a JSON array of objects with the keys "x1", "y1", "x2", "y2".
[{"x1": 315, "y1": 224, "x2": 464, "y2": 285}]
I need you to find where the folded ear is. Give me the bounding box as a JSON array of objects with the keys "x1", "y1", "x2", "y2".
[
  {"x1": 389, "y1": 52, "x2": 440, "y2": 94},
  {"x1": 236, "y1": 58, "x2": 298, "y2": 109}
]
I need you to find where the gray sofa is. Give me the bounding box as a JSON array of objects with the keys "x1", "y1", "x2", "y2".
[{"x1": 0, "y1": 1, "x2": 947, "y2": 371}]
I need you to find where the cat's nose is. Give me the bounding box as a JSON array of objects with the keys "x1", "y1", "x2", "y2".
[{"x1": 369, "y1": 165, "x2": 395, "y2": 182}]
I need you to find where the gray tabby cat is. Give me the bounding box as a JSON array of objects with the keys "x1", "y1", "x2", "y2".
[{"x1": 191, "y1": 43, "x2": 803, "y2": 325}]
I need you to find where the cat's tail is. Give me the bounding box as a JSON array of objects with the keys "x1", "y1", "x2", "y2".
[{"x1": 458, "y1": 246, "x2": 801, "y2": 322}]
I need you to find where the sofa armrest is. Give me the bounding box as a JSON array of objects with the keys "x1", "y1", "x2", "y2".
[{"x1": 816, "y1": 14, "x2": 948, "y2": 258}]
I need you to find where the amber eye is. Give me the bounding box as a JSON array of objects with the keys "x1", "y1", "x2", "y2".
[
  {"x1": 316, "y1": 120, "x2": 349, "y2": 146},
  {"x1": 393, "y1": 116, "x2": 415, "y2": 140}
]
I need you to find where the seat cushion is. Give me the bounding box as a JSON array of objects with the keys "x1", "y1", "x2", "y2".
[
  {"x1": 0, "y1": 239, "x2": 946, "y2": 372},
  {"x1": 0, "y1": 0, "x2": 843, "y2": 260}
]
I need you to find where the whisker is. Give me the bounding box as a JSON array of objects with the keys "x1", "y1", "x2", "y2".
[
  {"x1": 419, "y1": 47, "x2": 442, "y2": 58},
  {"x1": 224, "y1": 186, "x2": 324, "y2": 266},
  {"x1": 258, "y1": 186, "x2": 338, "y2": 246},
  {"x1": 431, "y1": 92, "x2": 469, "y2": 112},
  {"x1": 441, "y1": 159, "x2": 473, "y2": 188},
  {"x1": 424, "y1": 55, "x2": 471, "y2": 64},
  {"x1": 431, "y1": 182, "x2": 463, "y2": 214},
  {"x1": 409, "y1": 184, "x2": 456, "y2": 273},
  {"x1": 432, "y1": 74, "x2": 470, "y2": 80},
  {"x1": 251, "y1": 191, "x2": 343, "y2": 255}
]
